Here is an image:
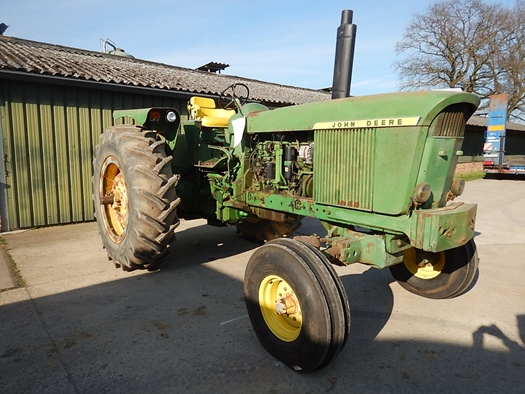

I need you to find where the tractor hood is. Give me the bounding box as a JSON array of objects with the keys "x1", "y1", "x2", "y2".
[{"x1": 246, "y1": 90, "x2": 480, "y2": 133}]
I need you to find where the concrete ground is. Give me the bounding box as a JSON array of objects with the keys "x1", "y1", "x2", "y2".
[{"x1": 0, "y1": 178, "x2": 524, "y2": 393}]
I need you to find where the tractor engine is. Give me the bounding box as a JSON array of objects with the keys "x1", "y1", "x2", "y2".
[{"x1": 250, "y1": 136, "x2": 315, "y2": 198}]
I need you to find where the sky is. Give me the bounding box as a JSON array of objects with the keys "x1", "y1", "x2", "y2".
[{"x1": 0, "y1": 0, "x2": 517, "y2": 96}]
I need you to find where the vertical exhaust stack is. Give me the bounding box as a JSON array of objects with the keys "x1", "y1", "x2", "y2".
[{"x1": 331, "y1": 10, "x2": 357, "y2": 99}]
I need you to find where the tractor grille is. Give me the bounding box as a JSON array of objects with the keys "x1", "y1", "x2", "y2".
[
  {"x1": 313, "y1": 128, "x2": 374, "y2": 211},
  {"x1": 430, "y1": 103, "x2": 470, "y2": 137}
]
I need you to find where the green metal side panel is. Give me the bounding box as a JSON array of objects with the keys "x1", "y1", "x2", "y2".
[
  {"x1": 0, "y1": 79, "x2": 187, "y2": 230},
  {"x1": 79, "y1": 96, "x2": 95, "y2": 223},
  {"x1": 26, "y1": 98, "x2": 45, "y2": 225},
  {"x1": 52, "y1": 86, "x2": 73, "y2": 224},
  {"x1": 40, "y1": 99, "x2": 59, "y2": 225},
  {"x1": 372, "y1": 126, "x2": 426, "y2": 214},
  {"x1": 66, "y1": 88, "x2": 83, "y2": 223}
]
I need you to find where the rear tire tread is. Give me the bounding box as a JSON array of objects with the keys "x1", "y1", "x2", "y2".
[{"x1": 92, "y1": 126, "x2": 180, "y2": 270}]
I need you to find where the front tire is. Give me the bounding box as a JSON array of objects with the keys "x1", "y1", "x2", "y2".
[
  {"x1": 244, "y1": 239, "x2": 347, "y2": 371},
  {"x1": 92, "y1": 126, "x2": 180, "y2": 270},
  {"x1": 271, "y1": 238, "x2": 350, "y2": 369},
  {"x1": 389, "y1": 239, "x2": 478, "y2": 299}
]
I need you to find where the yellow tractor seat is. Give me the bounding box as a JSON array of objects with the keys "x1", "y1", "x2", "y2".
[{"x1": 188, "y1": 96, "x2": 236, "y2": 128}]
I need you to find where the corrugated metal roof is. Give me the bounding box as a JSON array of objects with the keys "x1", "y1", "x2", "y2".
[{"x1": 0, "y1": 35, "x2": 331, "y2": 106}]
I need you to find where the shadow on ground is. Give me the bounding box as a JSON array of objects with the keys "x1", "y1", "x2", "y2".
[
  {"x1": 1, "y1": 222, "x2": 524, "y2": 393},
  {"x1": 484, "y1": 173, "x2": 525, "y2": 181}
]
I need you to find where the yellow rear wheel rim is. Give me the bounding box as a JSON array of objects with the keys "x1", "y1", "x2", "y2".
[
  {"x1": 403, "y1": 248, "x2": 445, "y2": 280},
  {"x1": 259, "y1": 275, "x2": 302, "y2": 342},
  {"x1": 100, "y1": 156, "x2": 129, "y2": 243}
]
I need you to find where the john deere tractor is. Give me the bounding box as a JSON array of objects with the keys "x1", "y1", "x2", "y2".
[{"x1": 93, "y1": 10, "x2": 480, "y2": 371}]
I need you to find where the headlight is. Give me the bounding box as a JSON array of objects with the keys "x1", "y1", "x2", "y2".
[
  {"x1": 413, "y1": 183, "x2": 431, "y2": 204},
  {"x1": 166, "y1": 111, "x2": 178, "y2": 123},
  {"x1": 450, "y1": 178, "x2": 465, "y2": 196}
]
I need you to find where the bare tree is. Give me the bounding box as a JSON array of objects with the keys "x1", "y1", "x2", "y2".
[
  {"x1": 494, "y1": 1, "x2": 525, "y2": 122},
  {"x1": 395, "y1": 0, "x2": 525, "y2": 122}
]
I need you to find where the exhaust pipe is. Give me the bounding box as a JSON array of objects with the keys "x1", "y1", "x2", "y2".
[{"x1": 331, "y1": 10, "x2": 357, "y2": 99}]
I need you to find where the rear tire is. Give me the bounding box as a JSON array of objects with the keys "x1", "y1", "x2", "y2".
[
  {"x1": 92, "y1": 126, "x2": 180, "y2": 270},
  {"x1": 389, "y1": 239, "x2": 478, "y2": 299}
]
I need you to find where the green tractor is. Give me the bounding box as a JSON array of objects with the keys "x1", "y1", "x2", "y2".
[{"x1": 93, "y1": 11, "x2": 479, "y2": 371}]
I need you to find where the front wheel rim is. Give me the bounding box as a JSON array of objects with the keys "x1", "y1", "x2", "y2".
[
  {"x1": 259, "y1": 275, "x2": 302, "y2": 342},
  {"x1": 403, "y1": 248, "x2": 445, "y2": 280}
]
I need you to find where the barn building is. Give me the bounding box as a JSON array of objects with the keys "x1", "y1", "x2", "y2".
[{"x1": 0, "y1": 36, "x2": 328, "y2": 231}]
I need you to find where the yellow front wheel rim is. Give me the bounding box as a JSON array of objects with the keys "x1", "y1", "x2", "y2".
[
  {"x1": 403, "y1": 248, "x2": 445, "y2": 280},
  {"x1": 259, "y1": 275, "x2": 302, "y2": 342}
]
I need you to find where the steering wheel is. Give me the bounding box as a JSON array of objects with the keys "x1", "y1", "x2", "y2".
[{"x1": 218, "y1": 83, "x2": 249, "y2": 110}]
